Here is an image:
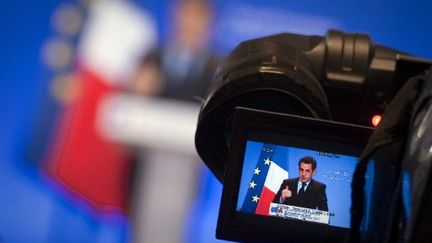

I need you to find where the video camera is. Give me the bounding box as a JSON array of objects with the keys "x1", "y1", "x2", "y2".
[{"x1": 195, "y1": 30, "x2": 432, "y2": 242}]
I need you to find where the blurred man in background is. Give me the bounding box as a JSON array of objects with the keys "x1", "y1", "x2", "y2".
[{"x1": 137, "y1": 0, "x2": 219, "y2": 102}]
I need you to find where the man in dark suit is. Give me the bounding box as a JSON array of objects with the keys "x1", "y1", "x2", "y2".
[
  {"x1": 139, "y1": 0, "x2": 219, "y2": 103},
  {"x1": 273, "y1": 156, "x2": 328, "y2": 211}
]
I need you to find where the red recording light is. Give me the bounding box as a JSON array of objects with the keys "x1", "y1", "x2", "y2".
[{"x1": 371, "y1": 114, "x2": 382, "y2": 127}]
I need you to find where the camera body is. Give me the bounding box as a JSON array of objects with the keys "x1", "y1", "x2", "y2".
[{"x1": 195, "y1": 30, "x2": 432, "y2": 242}]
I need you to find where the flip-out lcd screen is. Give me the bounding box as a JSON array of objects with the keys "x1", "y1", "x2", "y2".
[
  {"x1": 216, "y1": 107, "x2": 374, "y2": 242},
  {"x1": 237, "y1": 132, "x2": 361, "y2": 228}
]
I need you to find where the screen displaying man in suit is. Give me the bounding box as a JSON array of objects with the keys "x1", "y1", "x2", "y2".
[{"x1": 273, "y1": 156, "x2": 328, "y2": 211}]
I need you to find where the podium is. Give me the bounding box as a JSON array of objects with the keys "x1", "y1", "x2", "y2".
[{"x1": 269, "y1": 203, "x2": 330, "y2": 224}]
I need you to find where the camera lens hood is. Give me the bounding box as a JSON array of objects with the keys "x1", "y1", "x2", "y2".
[{"x1": 195, "y1": 34, "x2": 332, "y2": 181}]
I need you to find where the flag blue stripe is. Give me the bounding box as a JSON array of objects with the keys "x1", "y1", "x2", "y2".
[{"x1": 240, "y1": 144, "x2": 276, "y2": 213}]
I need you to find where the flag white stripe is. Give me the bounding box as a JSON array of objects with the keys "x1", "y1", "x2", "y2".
[{"x1": 264, "y1": 162, "x2": 289, "y2": 193}]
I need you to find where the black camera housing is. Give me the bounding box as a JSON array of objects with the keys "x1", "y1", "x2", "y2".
[
  {"x1": 194, "y1": 30, "x2": 432, "y2": 242},
  {"x1": 196, "y1": 29, "x2": 431, "y2": 182}
]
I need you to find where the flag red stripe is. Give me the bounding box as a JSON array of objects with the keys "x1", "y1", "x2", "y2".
[
  {"x1": 45, "y1": 67, "x2": 132, "y2": 211},
  {"x1": 256, "y1": 186, "x2": 276, "y2": 216}
]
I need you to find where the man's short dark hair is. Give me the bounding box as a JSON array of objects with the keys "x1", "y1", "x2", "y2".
[{"x1": 298, "y1": 156, "x2": 317, "y2": 170}]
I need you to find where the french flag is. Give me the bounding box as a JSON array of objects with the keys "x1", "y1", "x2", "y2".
[
  {"x1": 44, "y1": 0, "x2": 156, "y2": 211},
  {"x1": 241, "y1": 144, "x2": 289, "y2": 216}
]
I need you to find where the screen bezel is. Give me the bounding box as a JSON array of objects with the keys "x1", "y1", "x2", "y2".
[{"x1": 217, "y1": 107, "x2": 374, "y2": 242}]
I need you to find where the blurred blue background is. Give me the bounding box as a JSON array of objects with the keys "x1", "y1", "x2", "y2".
[{"x1": 1, "y1": 0, "x2": 431, "y2": 243}]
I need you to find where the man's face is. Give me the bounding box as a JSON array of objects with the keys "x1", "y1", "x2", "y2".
[{"x1": 298, "y1": 162, "x2": 316, "y2": 183}]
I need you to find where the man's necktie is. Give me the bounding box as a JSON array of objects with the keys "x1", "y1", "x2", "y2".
[{"x1": 298, "y1": 182, "x2": 307, "y2": 200}]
